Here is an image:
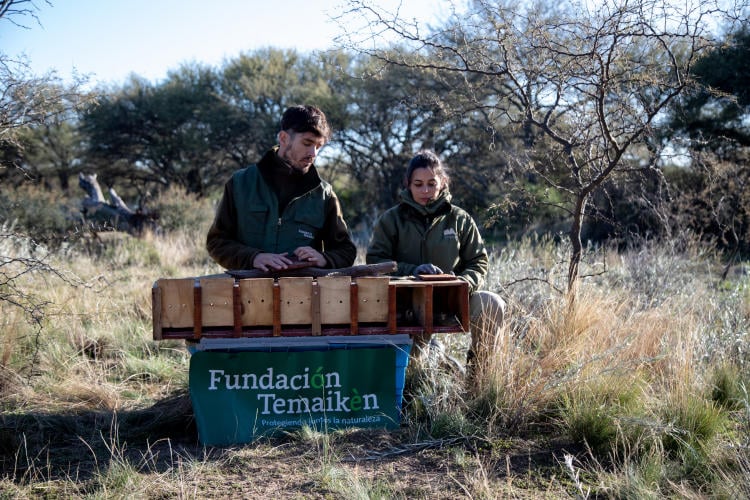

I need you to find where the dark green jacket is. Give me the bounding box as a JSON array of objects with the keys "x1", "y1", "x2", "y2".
[
  {"x1": 366, "y1": 188, "x2": 489, "y2": 293},
  {"x1": 206, "y1": 148, "x2": 356, "y2": 270}
]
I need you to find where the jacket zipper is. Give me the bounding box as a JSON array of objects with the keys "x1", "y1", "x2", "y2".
[{"x1": 275, "y1": 217, "x2": 282, "y2": 250}]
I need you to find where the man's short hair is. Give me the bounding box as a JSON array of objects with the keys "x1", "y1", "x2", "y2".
[{"x1": 281, "y1": 105, "x2": 331, "y2": 141}]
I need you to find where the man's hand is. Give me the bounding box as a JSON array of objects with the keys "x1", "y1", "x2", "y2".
[
  {"x1": 414, "y1": 263, "x2": 443, "y2": 276},
  {"x1": 253, "y1": 252, "x2": 294, "y2": 271},
  {"x1": 293, "y1": 246, "x2": 326, "y2": 267}
]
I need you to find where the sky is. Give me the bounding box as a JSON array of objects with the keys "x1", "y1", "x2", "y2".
[{"x1": 0, "y1": 0, "x2": 451, "y2": 87}]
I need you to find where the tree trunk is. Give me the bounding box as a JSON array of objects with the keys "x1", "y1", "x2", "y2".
[{"x1": 567, "y1": 193, "x2": 589, "y2": 295}]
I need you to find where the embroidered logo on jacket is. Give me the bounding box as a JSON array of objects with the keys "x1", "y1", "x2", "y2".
[
  {"x1": 299, "y1": 228, "x2": 314, "y2": 239},
  {"x1": 443, "y1": 228, "x2": 457, "y2": 240}
]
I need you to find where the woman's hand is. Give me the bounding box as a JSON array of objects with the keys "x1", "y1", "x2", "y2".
[{"x1": 414, "y1": 263, "x2": 443, "y2": 276}]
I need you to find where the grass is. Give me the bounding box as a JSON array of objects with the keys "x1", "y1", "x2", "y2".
[{"x1": 2, "y1": 191, "x2": 750, "y2": 497}]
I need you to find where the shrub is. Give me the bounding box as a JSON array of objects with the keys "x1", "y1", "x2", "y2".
[
  {"x1": 710, "y1": 363, "x2": 749, "y2": 411},
  {"x1": 559, "y1": 377, "x2": 647, "y2": 458},
  {"x1": 149, "y1": 187, "x2": 215, "y2": 235},
  {"x1": 0, "y1": 183, "x2": 83, "y2": 248}
]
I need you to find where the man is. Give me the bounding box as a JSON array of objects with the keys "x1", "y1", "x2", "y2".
[{"x1": 206, "y1": 105, "x2": 356, "y2": 271}]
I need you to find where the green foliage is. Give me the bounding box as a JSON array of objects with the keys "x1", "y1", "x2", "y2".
[
  {"x1": 331, "y1": 56, "x2": 449, "y2": 218},
  {"x1": 89, "y1": 459, "x2": 146, "y2": 497},
  {"x1": 79, "y1": 49, "x2": 345, "y2": 198},
  {"x1": 468, "y1": 380, "x2": 506, "y2": 423},
  {"x1": 660, "y1": 394, "x2": 728, "y2": 466},
  {"x1": 670, "y1": 26, "x2": 750, "y2": 151},
  {"x1": 118, "y1": 347, "x2": 188, "y2": 386},
  {"x1": 320, "y1": 465, "x2": 401, "y2": 500},
  {"x1": 358, "y1": 0, "x2": 719, "y2": 289},
  {"x1": 5, "y1": 3, "x2": 746, "y2": 264},
  {"x1": 13, "y1": 108, "x2": 86, "y2": 192},
  {"x1": 559, "y1": 378, "x2": 647, "y2": 458},
  {"x1": 66, "y1": 47, "x2": 528, "y2": 231},
  {"x1": 430, "y1": 411, "x2": 479, "y2": 438},
  {"x1": 665, "y1": 160, "x2": 750, "y2": 256},
  {"x1": 0, "y1": 183, "x2": 82, "y2": 246},
  {"x1": 617, "y1": 451, "x2": 666, "y2": 498},
  {"x1": 710, "y1": 363, "x2": 750, "y2": 411},
  {"x1": 81, "y1": 65, "x2": 233, "y2": 196},
  {"x1": 663, "y1": 25, "x2": 750, "y2": 256},
  {"x1": 220, "y1": 47, "x2": 339, "y2": 155},
  {"x1": 149, "y1": 186, "x2": 214, "y2": 234},
  {"x1": 487, "y1": 179, "x2": 570, "y2": 241}
]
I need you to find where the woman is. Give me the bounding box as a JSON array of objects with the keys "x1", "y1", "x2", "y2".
[{"x1": 366, "y1": 150, "x2": 505, "y2": 374}]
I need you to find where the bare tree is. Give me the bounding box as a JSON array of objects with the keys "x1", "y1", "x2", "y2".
[
  {"x1": 1, "y1": 1, "x2": 90, "y2": 166},
  {"x1": 337, "y1": 0, "x2": 745, "y2": 293},
  {"x1": 0, "y1": 0, "x2": 47, "y2": 27},
  {"x1": 0, "y1": 1, "x2": 93, "y2": 373}
]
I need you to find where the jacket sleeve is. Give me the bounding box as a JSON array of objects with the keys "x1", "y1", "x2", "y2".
[
  {"x1": 205, "y1": 179, "x2": 262, "y2": 270},
  {"x1": 366, "y1": 210, "x2": 418, "y2": 276},
  {"x1": 455, "y1": 213, "x2": 489, "y2": 293},
  {"x1": 319, "y1": 190, "x2": 357, "y2": 268}
]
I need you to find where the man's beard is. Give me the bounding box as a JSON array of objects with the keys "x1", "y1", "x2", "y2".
[{"x1": 278, "y1": 149, "x2": 311, "y2": 173}]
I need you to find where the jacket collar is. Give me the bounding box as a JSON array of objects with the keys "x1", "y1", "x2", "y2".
[
  {"x1": 257, "y1": 146, "x2": 322, "y2": 190},
  {"x1": 398, "y1": 188, "x2": 452, "y2": 217}
]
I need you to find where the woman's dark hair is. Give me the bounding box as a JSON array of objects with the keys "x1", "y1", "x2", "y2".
[
  {"x1": 404, "y1": 150, "x2": 451, "y2": 188},
  {"x1": 280, "y1": 105, "x2": 331, "y2": 141}
]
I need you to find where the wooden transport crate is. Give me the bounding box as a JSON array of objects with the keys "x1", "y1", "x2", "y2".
[{"x1": 152, "y1": 275, "x2": 469, "y2": 340}]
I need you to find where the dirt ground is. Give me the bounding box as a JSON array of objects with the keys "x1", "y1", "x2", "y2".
[
  {"x1": 118, "y1": 425, "x2": 579, "y2": 498},
  {"x1": 1, "y1": 414, "x2": 579, "y2": 498},
  {"x1": 193, "y1": 430, "x2": 579, "y2": 498},
  {"x1": 1, "y1": 390, "x2": 582, "y2": 498}
]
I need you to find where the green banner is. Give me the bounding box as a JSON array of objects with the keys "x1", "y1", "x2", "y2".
[{"x1": 189, "y1": 346, "x2": 404, "y2": 445}]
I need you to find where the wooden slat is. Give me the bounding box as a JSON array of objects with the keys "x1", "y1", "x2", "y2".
[
  {"x1": 239, "y1": 278, "x2": 275, "y2": 326},
  {"x1": 151, "y1": 283, "x2": 163, "y2": 340},
  {"x1": 458, "y1": 281, "x2": 470, "y2": 332},
  {"x1": 279, "y1": 277, "x2": 313, "y2": 324},
  {"x1": 317, "y1": 276, "x2": 351, "y2": 324},
  {"x1": 424, "y1": 284, "x2": 434, "y2": 334},
  {"x1": 356, "y1": 277, "x2": 389, "y2": 322},
  {"x1": 157, "y1": 278, "x2": 194, "y2": 329},
  {"x1": 273, "y1": 281, "x2": 281, "y2": 336},
  {"x1": 199, "y1": 277, "x2": 235, "y2": 327},
  {"x1": 311, "y1": 281, "x2": 321, "y2": 335},
  {"x1": 349, "y1": 281, "x2": 358, "y2": 335},
  {"x1": 193, "y1": 278, "x2": 202, "y2": 339},
  {"x1": 411, "y1": 285, "x2": 427, "y2": 328},
  {"x1": 232, "y1": 281, "x2": 242, "y2": 337},
  {"x1": 388, "y1": 284, "x2": 397, "y2": 334}
]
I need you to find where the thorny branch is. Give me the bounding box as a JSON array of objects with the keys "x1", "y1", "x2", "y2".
[
  {"x1": 1, "y1": 232, "x2": 92, "y2": 379},
  {"x1": 0, "y1": 0, "x2": 50, "y2": 28}
]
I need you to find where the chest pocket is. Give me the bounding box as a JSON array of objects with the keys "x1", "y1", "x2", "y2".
[
  {"x1": 277, "y1": 200, "x2": 325, "y2": 252},
  {"x1": 242, "y1": 204, "x2": 270, "y2": 242}
]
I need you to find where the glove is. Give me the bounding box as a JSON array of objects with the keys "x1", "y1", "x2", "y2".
[{"x1": 414, "y1": 263, "x2": 443, "y2": 276}]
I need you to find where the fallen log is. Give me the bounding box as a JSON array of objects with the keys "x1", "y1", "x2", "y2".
[{"x1": 78, "y1": 173, "x2": 158, "y2": 234}]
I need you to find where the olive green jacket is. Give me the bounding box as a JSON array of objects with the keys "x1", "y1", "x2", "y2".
[
  {"x1": 206, "y1": 149, "x2": 356, "y2": 270},
  {"x1": 366, "y1": 188, "x2": 489, "y2": 293}
]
